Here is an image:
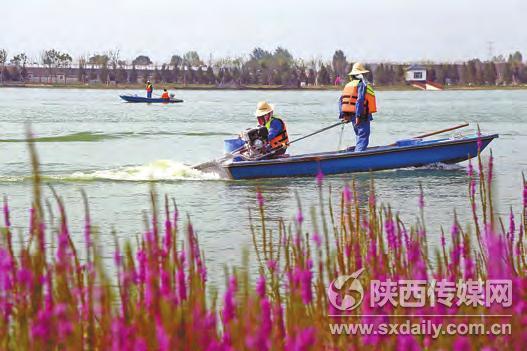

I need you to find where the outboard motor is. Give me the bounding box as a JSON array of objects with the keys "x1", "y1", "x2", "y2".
[{"x1": 241, "y1": 126, "x2": 268, "y2": 158}]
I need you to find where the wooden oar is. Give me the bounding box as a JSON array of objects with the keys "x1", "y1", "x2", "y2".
[
  {"x1": 413, "y1": 123, "x2": 469, "y2": 139},
  {"x1": 388, "y1": 123, "x2": 469, "y2": 146}
]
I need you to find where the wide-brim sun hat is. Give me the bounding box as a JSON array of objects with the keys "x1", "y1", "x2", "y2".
[
  {"x1": 348, "y1": 62, "x2": 369, "y2": 75},
  {"x1": 254, "y1": 101, "x2": 274, "y2": 117}
]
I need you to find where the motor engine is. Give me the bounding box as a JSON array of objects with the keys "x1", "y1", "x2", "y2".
[{"x1": 241, "y1": 126, "x2": 268, "y2": 158}]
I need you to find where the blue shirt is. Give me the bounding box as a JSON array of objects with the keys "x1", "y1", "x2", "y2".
[
  {"x1": 267, "y1": 117, "x2": 285, "y2": 140},
  {"x1": 339, "y1": 79, "x2": 373, "y2": 122}
]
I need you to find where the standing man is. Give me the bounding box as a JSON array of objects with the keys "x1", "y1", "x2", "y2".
[
  {"x1": 254, "y1": 101, "x2": 289, "y2": 156},
  {"x1": 339, "y1": 62, "x2": 377, "y2": 152},
  {"x1": 146, "y1": 80, "x2": 153, "y2": 98}
]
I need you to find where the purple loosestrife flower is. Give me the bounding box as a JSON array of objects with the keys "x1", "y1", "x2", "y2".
[
  {"x1": 222, "y1": 276, "x2": 237, "y2": 324},
  {"x1": 114, "y1": 247, "x2": 122, "y2": 267},
  {"x1": 0, "y1": 248, "x2": 13, "y2": 291},
  {"x1": 354, "y1": 241, "x2": 362, "y2": 269},
  {"x1": 3, "y1": 197, "x2": 10, "y2": 227},
  {"x1": 523, "y1": 181, "x2": 527, "y2": 210},
  {"x1": 163, "y1": 218, "x2": 172, "y2": 257},
  {"x1": 385, "y1": 218, "x2": 396, "y2": 251},
  {"x1": 247, "y1": 297, "x2": 272, "y2": 351},
  {"x1": 16, "y1": 267, "x2": 33, "y2": 290},
  {"x1": 256, "y1": 275, "x2": 266, "y2": 298},
  {"x1": 285, "y1": 327, "x2": 316, "y2": 351},
  {"x1": 316, "y1": 169, "x2": 324, "y2": 186},
  {"x1": 453, "y1": 336, "x2": 471, "y2": 351},
  {"x1": 344, "y1": 242, "x2": 352, "y2": 258},
  {"x1": 136, "y1": 249, "x2": 146, "y2": 284},
  {"x1": 266, "y1": 259, "x2": 277, "y2": 272},
  {"x1": 508, "y1": 209, "x2": 515, "y2": 241},
  {"x1": 343, "y1": 184, "x2": 352, "y2": 203},
  {"x1": 160, "y1": 267, "x2": 171, "y2": 297},
  {"x1": 177, "y1": 251, "x2": 187, "y2": 302},
  {"x1": 312, "y1": 232, "x2": 322, "y2": 248},
  {"x1": 477, "y1": 129, "x2": 482, "y2": 151},
  {"x1": 300, "y1": 259, "x2": 313, "y2": 304},
  {"x1": 54, "y1": 303, "x2": 73, "y2": 341},
  {"x1": 296, "y1": 209, "x2": 304, "y2": 225},
  {"x1": 197, "y1": 257, "x2": 207, "y2": 282},
  {"x1": 395, "y1": 335, "x2": 421, "y2": 351},
  {"x1": 257, "y1": 191, "x2": 264, "y2": 207},
  {"x1": 156, "y1": 318, "x2": 170, "y2": 351}
]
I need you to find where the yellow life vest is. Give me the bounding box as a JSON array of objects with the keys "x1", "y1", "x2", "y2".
[{"x1": 265, "y1": 116, "x2": 289, "y2": 149}]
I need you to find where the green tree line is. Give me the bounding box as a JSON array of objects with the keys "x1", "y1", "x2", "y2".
[{"x1": 0, "y1": 48, "x2": 526, "y2": 86}]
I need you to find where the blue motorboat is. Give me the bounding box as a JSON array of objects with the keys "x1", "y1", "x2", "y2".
[
  {"x1": 214, "y1": 134, "x2": 497, "y2": 180},
  {"x1": 120, "y1": 95, "x2": 183, "y2": 103}
]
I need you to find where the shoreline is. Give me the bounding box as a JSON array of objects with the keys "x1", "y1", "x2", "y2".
[{"x1": 1, "y1": 82, "x2": 527, "y2": 91}]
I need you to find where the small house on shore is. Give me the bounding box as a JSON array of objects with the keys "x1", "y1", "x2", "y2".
[
  {"x1": 405, "y1": 64, "x2": 427, "y2": 82},
  {"x1": 405, "y1": 64, "x2": 443, "y2": 90}
]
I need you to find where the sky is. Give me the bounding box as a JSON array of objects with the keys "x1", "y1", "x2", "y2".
[{"x1": 0, "y1": 0, "x2": 525, "y2": 64}]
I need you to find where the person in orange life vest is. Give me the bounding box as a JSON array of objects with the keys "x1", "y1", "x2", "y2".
[
  {"x1": 146, "y1": 81, "x2": 153, "y2": 98},
  {"x1": 339, "y1": 62, "x2": 377, "y2": 152},
  {"x1": 161, "y1": 89, "x2": 170, "y2": 101},
  {"x1": 254, "y1": 101, "x2": 289, "y2": 157}
]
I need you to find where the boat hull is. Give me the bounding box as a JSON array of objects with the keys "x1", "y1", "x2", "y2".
[
  {"x1": 225, "y1": 134, "x2": 498, "y2": 180},
  {"x1": 120, "y1": 95, "x2": 183, "y2": 103}
]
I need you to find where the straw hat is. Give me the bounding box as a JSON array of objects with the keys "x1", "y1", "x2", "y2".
[
  {"x1": 254, "y1": 101, "x2": 274, "y2": 117},
  {"x1": 348, "y1": 62, "x2": 369, "y2": 75}
]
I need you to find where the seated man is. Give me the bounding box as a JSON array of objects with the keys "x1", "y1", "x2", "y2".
[
  {"x1": 161, "y1": 88, "x2": 170, "y2": 101},
  {"x1": 254, "y1": 101, "x2": 289, "y2": 157}
]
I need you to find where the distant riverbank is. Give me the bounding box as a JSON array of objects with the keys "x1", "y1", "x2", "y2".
[{"x1": 1, "y1": 82, "x2": 527, "y2": 91}]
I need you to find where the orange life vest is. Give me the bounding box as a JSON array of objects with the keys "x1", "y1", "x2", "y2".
[
  {"x1": 341, "y1": 80, "x2": 377, "y2": 116},
  {"x1": 265, "y1": 116, "x2": 289, "y2": 149},
  {"x1": 161, "y1": 92, "x2": 170, "y2": 100}
]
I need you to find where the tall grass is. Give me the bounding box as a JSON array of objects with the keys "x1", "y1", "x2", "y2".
[{"x1": 0, "y1": 140, "x2": 525, "y2": 350}]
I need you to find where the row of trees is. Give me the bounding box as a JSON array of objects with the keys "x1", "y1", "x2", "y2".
[{"x1": 1, "y1": 48, "x2": 526, "y2": 86}]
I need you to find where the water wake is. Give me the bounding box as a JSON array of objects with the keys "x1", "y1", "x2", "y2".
[
  {"x1": 0, "y1": 160, "x2": 222, "y2": 183},
  {"x1": 64, "y1": 160, "x2": 222, "y2": 181}
]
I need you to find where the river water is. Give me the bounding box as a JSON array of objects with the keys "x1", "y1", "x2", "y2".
[{"x1": 0, "y1": 87, "x2": 526, "y2": 284}]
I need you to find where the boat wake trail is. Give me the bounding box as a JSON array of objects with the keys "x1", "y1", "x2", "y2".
[
  {"x1": 0, "y1": 161, "x2": 222, "y2": 183},
  {"x1": 63, "y1": 160, "x2": 222, "y2": 181},
  {"x1": 417, "y1": 162, "x2": 465, "y2": 171}
]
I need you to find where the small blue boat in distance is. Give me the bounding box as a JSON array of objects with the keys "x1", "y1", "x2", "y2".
[
  {"x1": 120, "y1": 95, "x2": 183, "y2": 103},
  {"x1": 211, "y1": 134, "x2": 498, "y2": 180}
]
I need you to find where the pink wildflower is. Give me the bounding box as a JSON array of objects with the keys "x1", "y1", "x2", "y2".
[
  {"x1": 285, "y1": 327, "x2": 316, "y2": 351},
  {"x1": 256, "y1": 275, "x2": 266, "y2": 298},
  {"x1": 300, "y1": 260, "x2": 313, "y2": 304},
  {"x1": 222, "y1": 275, "x2": 237, "y2": 324},
  {"x1": 257, "y1": 191, "x2": 264, "y2": 207},
  {"x1": 343, "y1": 184, "x2": 352, "y2": 203},
  {"x1": 316, "y1": 169, "x2": 324, "y2": 186},
  {"x1": 312, "y1": 232, "x2": 322, "y2": 248},
  {"x1": 266, "y1": 259, "x2": 277, "y2": 272}
]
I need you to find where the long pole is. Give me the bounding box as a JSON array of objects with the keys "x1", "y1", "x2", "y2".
[
  {"x1": 287, "y1": 121, "x2": 344, "y2": 146},
  {"x1": 413, "y1": 123, "x2": 469, "y2": 139}
]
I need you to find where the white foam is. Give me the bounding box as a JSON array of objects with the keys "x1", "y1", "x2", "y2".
[{"x1": 66, "y1": 160, "x2": 222, "y2": 181}]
